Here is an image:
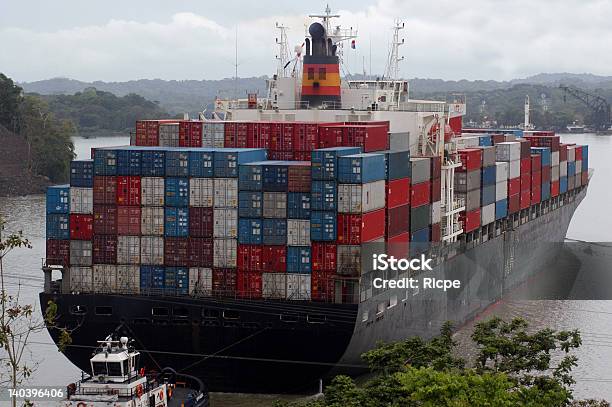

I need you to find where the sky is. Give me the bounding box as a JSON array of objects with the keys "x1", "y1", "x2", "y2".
[{"x1": 1, "y1": 0, "x2": 612, "y2": 83}]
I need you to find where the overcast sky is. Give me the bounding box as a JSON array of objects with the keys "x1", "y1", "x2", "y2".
[{"x1": 1, "y1": 0, "x2": 611, "y2": 82}]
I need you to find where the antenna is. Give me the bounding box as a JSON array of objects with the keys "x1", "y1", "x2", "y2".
[
  {"x1": 524, "y1": 95, "x2": 530, "y2": 129},
  {"x1": 234, "y1": 25, "x2": 238, "y2": 100},
  {"x1": 275, "y1": 23, "x2": 290, "y2": 78},
  {"x1": 385, "y1": 20, "x2": 405, "y2": 80}
]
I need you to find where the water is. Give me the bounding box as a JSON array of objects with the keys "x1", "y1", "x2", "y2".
[{"x1": 1, "y1": 134, "x2": 612, "y2": 402}]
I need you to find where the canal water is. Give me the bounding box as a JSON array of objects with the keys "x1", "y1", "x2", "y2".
[{"x1": 1, "y1": 134, "x2": 612, "y2": 402}]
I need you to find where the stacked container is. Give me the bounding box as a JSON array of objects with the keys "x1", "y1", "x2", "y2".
[
  {"x1": 477, "y1": 146, "x2": 496, "y2": 226},
  {"x1": 383, "y1": 150, "x2": 411, "y2": 254},
  {"x1": 495, "y1": 142, "x2": 521, "y2": 214},
  {"x1": 455, "y1": 149, "x2": 482, "y2": 233}
]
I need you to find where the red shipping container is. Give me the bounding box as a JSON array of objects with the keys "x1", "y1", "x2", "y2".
[
  {"x1": 523, "y1": 134, "x2": 560, "y2": 152},
  {"x1": 117, "y1": 206, "x2": 141, "y2": 235},
  {"x1": 342, "y1": 125, "x2": 389, "y2": 152},
  {"x1": 135, "y1": 120, "x2": 147, "y2": 146},
  {"x1": 262, "y1": 245, "x2": 286, "y2": 272},
  {"x1": 93, "y1": 176, "x2": 117, "y2": 205},
  {"x1": 386, "y1": 178, "x2": 410, "y2": 209},
  {"x1": 318, "y1": 125, "x2": 343, "y2": 148},
  {"x1": 531, "y1": 184, "x2": 541, "y2": 205},
  {"x1": 457, "y1": 149, "x2": 482, "y2": 172},
  {"x1": 491, "y1": 134, "x2": 506, "y2": 144},
  {"x1": 531, "y1": 171, "x2": 542, "y2": 186},
  {"x1": 430, "y1": 223, "x2": 441, "y2": 242},
  {"x1": 189, "y1": 121, "x2": 203, "y2": 147},
  {"x1": 508, "y1": 178, "x2": 520, "y2": 196},
  {"x1": 542, "y1": 166, "x2": 551, "y2": 183},
  {"x1": 46, "y1": 240, "x2": 70, "y2": 266},
  {"x1": 520, "y1": 173, "x2": 531, "y2": 191},
  {"x1": 135, "y1": 120, "x2": 160, "y2": 146},
  {"x1": 582, "y1": 172, "x2": 588, "y2": 185},
  {"x1": 70, "y1": 214, "x2": 93, "y2": 240},
  {"x1": 92, "y1": 235, "x2": 117, "y2": 264},
  {"x1": 93, "y1": 205, "x2": 117, "y2": 235},
  {"x1": 431, "y1": 177, "x2": 441, "y2": 202},
  {"x1": 237, "y1": 244, "x2": 263, "y2": 271},
  {"x1": 188, "y1": 238, "x2": 213, "y2": 267},
  {"x1": 312, "y1": 242, "x2": 337, "y2": 272},
  {"x1": 212, "y1": 268, "x2": 237, "y2": 297},
  {"x1": 164, "y1": 237, "x2": 189, "y2": 266},
  {"x1": 575, "y1": 146, "x2": 583, "y2": 161},
  {"x1": 551, "y1": 180, "x2": 560, "y2": 197},
  {"x1": 178, "y1": 121, "x2": 189, "y2": 147},
  {"x1": 517, "y1": 139, "x2": 532, "y2": 159},
  {"x1": 426, "y1": 156, "x2": 442, "y2": 179},
  {"x1": 288, "y1": 164, "x2": 311, "y2": 192},
  {"x1": 525, "y1": 130, "x2": 555, "y2": 137},
  {"x1": 311, "y1": 270, "x2": 335, "y2": 302},
  {"x1": 508, "y1": 193, "x2": 520, "y2": 214},
  {"x1": 520, "y1": 157, "x2": 531, "y2": 174},
  {"x1": 293, "y1": 151, "x2": 312, "y2": 161},
  {"x1": 387, "y1": 232, "x2": 409, "y2": 259},
  {"x1": 345, "y1": 120, "x2": 390, "y2": 133},
  {"x1": 189, "y1": 207, "x2": 214, "y2": 238},
  {"x1": 337, "y1": 209, "x2": 386, "y2": 244},
  {"x1": 460, "y1": 209, "x2": 481, "y2": 233},
  {"x1": 531, "y1": 155, "x2": 542, "y2": 173},
  {"x1": 254, "y1": 123, "x2": 271, "y2": 149},
  {"x1": 268, "y1": 151, "x2": 294, "y2": 161},
  {"x1": 117, "y1": 176, "x2": 141, "y2": 206},
  {"x1": 559, "y1": 144, "x2": 568, "y2": 162},
  {"x1": 237, "y1": 270, "x2": 263, "y2": 299},
  {"x1": 292, "y1": 123, "x2": 319, "y2": 151},
  {"x1": 411, "y1": 181, "x2": 431, "y2": 207},
  {"x1": 236, "y1": 122, "x2": 249, "y2": 148},
  {"x1": 224, "y1": 122, "x2": 237, "y2": 147},
  {"x1": 520, "y1": 189, "x2": 531, "y2": 210},
  {"x1": 387, "y1": 204, "x2": 410, "y2": 238}
]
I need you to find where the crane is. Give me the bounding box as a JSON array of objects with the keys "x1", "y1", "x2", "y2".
[{"x1": 559, "y1": 85, "x2": 611, "y2": 131}]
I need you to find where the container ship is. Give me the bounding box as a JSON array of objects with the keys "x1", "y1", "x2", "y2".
[{"x1": 40, "y1": 8, "x2": 591, "y2": 393}]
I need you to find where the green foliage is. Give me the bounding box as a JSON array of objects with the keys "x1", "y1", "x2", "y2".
[{"x1": 0, "y1": 74, "x2": 23, "y2": 132}]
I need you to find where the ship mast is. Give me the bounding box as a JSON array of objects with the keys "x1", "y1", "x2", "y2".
[
  {"x1": 524, "y1": 95, "x2": 531, "y2": 129},
  {"x1": 385, "y1": 20, "x2": 405, "y2": 80},
  {"x1": 275, "y1": 22, "x2": 290, "y2": 78}
]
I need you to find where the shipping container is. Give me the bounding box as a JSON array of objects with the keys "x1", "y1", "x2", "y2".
[
  {"x1": 560, "y1": 176, "x2": 568, "y2": 193},
  {"x1": 92, "y1": 235, "x2": 117, "y2": 264},
  {"x1": 317, "y1": 125, "x2": 344, "y2": 148},
  {"x1": 140, "y1": 265, "x2": 165, "y2": 293},
  {"x1": 481, "y1": 184, "x2": 495, "y2": 206},
  {"x1": 520, "y1": 172, "x2": 531, "y2": 191},
  {"x1": 495, "y1": 199, "x2": 508, "y2": 220},
  {"x1": 141, "y1": 149, "x2": 165, "y2": 176},
  {"x1": 188, "y1": 238, "x2": 213, "y2": 267},
  {"x1": 69, "y1": 187, "x2": 93, "y2": 214},
  {"x1": 410, "y1": 228, "x2": 430, "y2": 256},
  {"x1": 93, "y1": 176, "x2": 117, "y2": 205},
  {"x1": 481, "y1": 203, "x2": 495, "y2": 226},
  {"x1": 213, "y1": 208, "x2": 238, "y2": 238},
  {"x1": 411, "y1": 181, "x2": 431, "y2": 207},
  {"x1": 531, "y1": 154, "x2": 542, "y2": 173},
  {"x1": 286, "y1": 274, "x2": 311, "y2": 300},
  {"x1": 551, "y1": 180, "x2": 559, "y2": 197},
  {"x1": 454, "y1": 171, "x2": 481, "y2": 192},
  {"x1": 431, "y1": 200, "x2": 441, "y2": 224},
  {"x1": 287, "y1": 192, "x2": 311, "y2": 219},
  {"x1": 189, "y1": 267, "x2": 212, "y2": 296},
  {"x1": 164, "y1": 149, "x2": 190, "y2": 177},
  {"x1": 262, "y1": 192, "x2": 287, "y2": 218},
  {"x1": 46, "y1": 185, "x2": 70, "y2": 214},
  {"x1": 189, "y1": 149, "x2": 214, "y2": 177},
  {"x1": 311, "y1": 270, "x2": 335, "y2": 301},
  {"x1": 386, "y1": 178, "x2": 410, "y2": 209},
  {"x1": 520, "y1": 188, "x2": 531, "y2": 209},
  {"x1": 262, "y1": 245, "x2": 287, "y2": 272},
  {"x1": 387, "y1": 204, "x2": 410, "y2": 237},
  {"x1": 477, "y1": 146, "x2": 496, "y2": 167},
  {"x1": 93, "y1": 149, "x2": 117, "y2": 176},
  {"x1": 116, "y1": 176, "x2": 141, "y2": 206},
  {"x1": 410, "y1": 204, "x2": 430, "y2": 232},
  {"x1": 141, "y1": 236, "x2": 164, "y2": 265},
  {"x1": 179, "y1": 121, "x2": 203, "y2": 147},
  {"x1": 238, "y1": 161, "x2": 264, "y2": 190},
  {"x1": 237, "y1": 270, "x2": 263, "y2": 299},
  {"x1": 164, "y1": 237, "x2": 189, "y2": 267},
  {"x1": 460, "y1": 209, "x2": 481, "y2": 232},
  {"x1": 495, "y1": 142, "x2": 521, "y2": 162},
  {"x1": 508, "y1": 178, "x2": 520, "y2": 196},
  {"x1": 288, "y1": 162, "x2": 311, "y2": 192},
  {"x1": 70, "y1": 160, "x2": 94, "y2": 187},
  {"x1": 188, "y1": 178, "x2": 213, "y2": 207},
  {"x1": 495, "y1": 162, "x2": 508, "y2": 182},
  {"x1": 238, "y1": 218, "x2": 262, "y2": 244},
  {"x1": 165, "y1": 177, "x2": 189, "y2": 207},
  {"x1": 117, "y1": 206, "x2": 141, "y2": 235},
  {"x1": 341, "y1": 124, "x2": 389, "y2": 152},
  {"x1": 495, "y1": 181, "x2": 507, "y2": 201},
  {"x1": 568, "y1": 175, "x2": 576, "y2": 190},
  {"x1": 93, "y1": 205, "x2": 117, "y2": 235},
  {"x1": 456, "y1": 189, "x2": 480, "y2": 212},
  {"x1": 523, "y1": 134, "x2": 560, "y2": 152},
  {"x1": 117, "y1": 235, "x2": 141, "y2": 265},
  {"x1": 159, "y1": 123, "x2": 180, "y2": 147},
  {"x1": 70, "y1": 266, "x2": 93, "y2": 293},
  {"x1": 311, "y1": 211, "x2": 337, "y2": 241},
  {"x1": 262, "y1": 273, "x2": 287, "y2": 299},
  {"x1": 141, "y1": 177, "x2": 164, "y2": 206},
  {"x1": 506, "y1": 160, "x2": 520, "y2": 179},
  {"x1": 508, "y1": 193, "x2": 520, "y2": 214},
  {"x1": 116, "y1": 149, "x2": 142, "y2": 176},
  {"x1": 290, "y1": 123, "x2": 319, "y2": 151},
  {"x1": 337, "y1": 245, "x2": 362, "y2": 277},
  {"x1": 312, "y1": 242, "x2": 336, "y2": 271},
  {"x1": 164, "y1": 207, "x2": 189, "y2": 237},
  {"x1": 213, "y1": 148, "x2": 267, "y2": 177},
  {"x1": 287, "y1": 247, "x2": 312, "y2": 274},
  {"x1": 383, "y1": 149, "x2": 411, "y2": 180},
  {"x1": 238, "y1": 191, "x2": 262, "y2": 218},
  {"x1": 141, "y1": 206, "x2": 164, "y2": 236},
  {"x1": 531, "y1": 182, "x2": 542, "y2": 204},
  {"x1": 213, "y1": 239, "x2": 237, "y2": 268},
  {"x1": 337, "y1": 153, "x2": 386, "y2": 183},
  {"x1": 214, "y1": 178, "x2": 238, "y2": 208},
  {"x1": 542, "y1": 182, "x2": 551, "y2": 200},
  {"x1": 69, "y1": 240, "x2": 91, "y2": 266},
  {"x1": 531, "y1": 147, "x2": 551, "y2": 167},
  {"x1": 93, "y1": 264, "x2": 117, "y2": 293},
  {"x1": 116, "y1": 265, "x2": 140, "y2": 294},
  {"x1": 237, "y1": 244, "x2": 263, "y2": 271},
  {"x1": 262, "y1": 218, "x2": 287, "y2": 245},
  {"x1": 46, "y1": 239, "x2": 70, "y2": 266},
  {"x1": 287, "y1": 219, "x2": 310, "y2": 246},
  {"x1": 457, "y1": 149, "x2": 482, "y2": 172},
  {"x1": 70, "y1": 214, "x2": 93, "y2": 240},
  {"x1": 311, "y1": 180, "x2": 337, "y2": 211},
  {"x1": 338, "y1": 181, "x2": 386, "y2": 213},
  {"x1": 481, "y1": 166, "x2": 496, "y2": 186},
  {"x1": 311, "y1": 147, "x2": 361, "y2": 180},
  {"x1": 262, "y1": 162, "x2": 288, "y2": 191}
]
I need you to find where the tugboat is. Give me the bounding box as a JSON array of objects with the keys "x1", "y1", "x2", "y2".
[{"x1": 61, "y1": 336, "x2": 209, "y2": 407}]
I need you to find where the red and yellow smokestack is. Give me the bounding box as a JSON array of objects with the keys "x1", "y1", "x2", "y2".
[{"x1": 301, "y1": 22, "x2": 341, "y2": 107}]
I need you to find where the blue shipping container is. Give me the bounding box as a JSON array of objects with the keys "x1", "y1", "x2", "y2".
[
  {"x1": 238, "y1": 191, "x2": 263, "y2": 218},
  {"x1": 382, "y1": 149, "x2": 411, "y2": 181},
  {"x1": 311, "y1": 147, "x2": 361, "y2": 180},
  {"x1": 531, "y1": 147, "x2": 551, "y2": 167},
  {"x1": 189, "y1": 150, "x2": 214, "y2": 177},
  {"x1": 481, "y1": 184, "x2": 495, "y2": 206},
  {"x1": 338, "y1": 153, "x2": 386, "y2": 183},
  {"x1": 478, "y1": 135, "x2": 492, "y2": 147},
  {"x1": 116, "y1": 149, "x2": 142, "y2": 176},
  {"x1": 481, "y1": 166, "x2": 496, "y2": 186},
  {"x1": 310, "y1": 211, "x2": 336, "y2": 241},
  {"x1": 560, "y1": 176, "x2": 568, "y2": 193},
  {"x1": 567, "y1": 161, "x2": 576, "y2": 176},
  {"x1": 287, "y1": 246, "x2": 312, "y2": 274},
  {"x1": 495, "y1": 199, "x2": 508, "y2": 220},
  {"x1": 287, "y1": 193, "x2": 311, "y2": 219},
  {"x1": 262, "y1": 219, "x2": 287, "y2": 245},
  {"x1": 581, "y1": 145, "x2": 589, "y2": 171},
  {"x1": 238, "y1": 161, "x2": 265, "y2": 191},
  {"x1": 93, "y1": 149, "x2": 117, "y2": 176},
  {"x1": 164, "y1": 207, "x2": 189, "y2": 237},
  {"x1": 542, "y1": 182, "x2": 551, "y2": 200},
  {"x1": 409, "y1": 228, "x2": 430, "y2": 257},
  {"x1": 263, "y1": 163, "x2": 289, "y2": 191},
  {"x1": 46, "y1": 213, "x2": 70, "y2": 239},
  {"x1": 140, "y1": 265, "x2": 165, "y2": 292},
  {"x1": 238, "y1": 218, "x2": 263, "y2": 245},
  {"x1": 70, "y1": 160, "x2": 94, "y2": 187},
  {"x1": 214, "y1": 148, "x2": 267, "y2": 178},
  {"x1": 311, "y1": 181, "x2": 337, "y2": 211},
  {"x1": 165, "y1": 267, "x2": 189, "y2": 295},
  {"x1": 165, "y1": 177, "x2": 189, "y2": 207},
  {"x1": 46, "y1": 185, "x2": 70, "y2": 214},
  {"x1": 165, "y1": 149, "x2": 190, "y2": 177},
  {"x1": 141, "y1": 150, "x2": 166, "y2": 176}
]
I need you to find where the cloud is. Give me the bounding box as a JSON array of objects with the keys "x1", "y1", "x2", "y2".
[{"x1": 2, "y1": 0, "x2": 612, "y2": 82}]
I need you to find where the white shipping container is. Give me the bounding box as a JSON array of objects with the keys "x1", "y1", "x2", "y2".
[
  {"x1": 189, "y1": 267, "x2": 213, "y2": 296},
  {"x1": 287, "y1": 220, "x2": 310, "y2": 246},
  {"x1": 141, "y1": 177, "x2": 164, "y2": 206},
  {"x1": 214, "y1": 132, "x2": 225, "y2": 148},
  {"x1": 93, "y1": 264, "x2": 117, "y2": 293},
  {"x1": 213, "y1": 208, "x2": 238, "y2": 238},
  {"x1": 337, "y1": 181, "x2": 386, "y2": 213},
  {"x1": 159, "y1": 123, "x2": 179, "y2": 147},
  {"x1": 495, "y1": 181, "x2": 507, "y2": 201},
  {"x1": 552, "y1": 151, "x2": 560, "y2": 166},
  {"x1": 337, "y1": 245, "x2": 361, "y2": 276},
  {"x1": 431, "y1": 201, "x2": 442, "y2": 224},
  {"x1": 117, "y1": 236, "x2": 141, "y2": 264},
  {"x1": 203, "y1": 122, "x2": 225, "y2": 148},
  {"x1": 69, "y1": 266, "x2": 93, "y2": 293},
  {"x1": 495, "y1": 142, "x2": 521, "y2": 162},
  {"x1": 116, "y1": 265, "x2": 140, "y2": 294},
  {"x1": 213, "y1": 238, "x2": 237, "y2": 268},
  {"x1": 575, "y1": 160, "x2": 582, "y2": 174},
  {"x1": 286, "y1": 274, "x2": 311, "y2": 300},
  {"x1": 567, "y1": 146, "x2": 576, "y2": 162},
  {"x1": 140, "y1": 236, "x2": 164, "y2": 265},
  {"x1": 70, "y1": 187, "x2": 93, "y2": 214},
  {"x1": 495, "y1": 162, "x2": 508, "y2": 182},
  {"x1": 551, "y1": 166, "x2": 560, "y2": 181},
  {"x1": 455, "y1": 136, "x2": 480, "y2": 149},
  {"x1": 141, "y1": 207, "x2": 164, "y2": 236},
  {"x1": 190, "y1": 178, "x2": 214, "y2": 207},
  {"x1": 70, "y1": 240, "x2": 92, "y2": 266},
  {"x1": 214, "y1": 178, "x2": 238, "y2": 208},
  {"x1": 560, "y1": 161, "x2": 568, "y2": 177},
  {"x1": 262, "y1": 273, "x2": 287, "y2": 299},
  {"x1": 481, "y1": 203, "x2": 495, "y2": 226},
  {"x1": 262, "y1": 192, "x2": 287, "y2": 218},
  {"x1": 507, "y1": 160, "x2": 520, "y2": 179}
]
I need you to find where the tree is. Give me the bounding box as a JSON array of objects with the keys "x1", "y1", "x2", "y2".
[{"x1": 0, "y1": 74, "x2": 23, "y2": 133}]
